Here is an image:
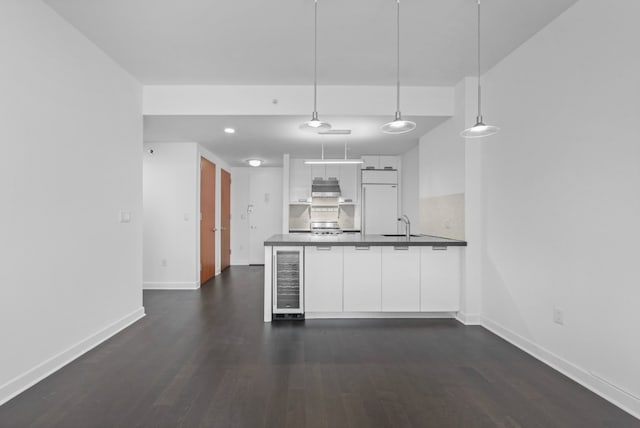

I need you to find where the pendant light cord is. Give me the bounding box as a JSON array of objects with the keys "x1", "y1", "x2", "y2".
[
  {"x1": 313, "y1": 0, "x2": 318, "y2": 114},
  {"x1": 477, "y1": 0, "x2": 482, "y2": 119},
  {"x1": 396, "y1": 0, "x2": 401, "y2": 114}
]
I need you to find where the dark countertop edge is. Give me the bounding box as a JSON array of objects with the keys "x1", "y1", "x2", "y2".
[
  {"x1": 264, "y1": 238, "x2": 467, "y2": 247},
  {"x1": 265, "y1": 241, "x2": 467, "y2": 247}
]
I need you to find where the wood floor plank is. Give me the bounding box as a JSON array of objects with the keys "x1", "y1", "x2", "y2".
[{"x1": 0, "y1": 266, "x2": 637, "y2": 428}]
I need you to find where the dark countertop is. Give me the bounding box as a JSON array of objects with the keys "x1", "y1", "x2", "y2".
[{"x1": 264, "y1": 233, "x2": 467, "y2": 247}]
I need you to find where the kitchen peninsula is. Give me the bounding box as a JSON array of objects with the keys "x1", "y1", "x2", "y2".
[{"x1": 263, "y1": 234, "x2": 467, "y2": 322}]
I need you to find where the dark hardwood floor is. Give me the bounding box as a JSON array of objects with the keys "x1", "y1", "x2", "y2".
[{"x1": 0, "y1": 266, "x2": 637, "y2": 427}]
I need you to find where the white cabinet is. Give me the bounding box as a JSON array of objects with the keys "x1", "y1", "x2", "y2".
[
  {"x1": 362, "y1": 169, "x2": 398, "y2": 184},
  {"x1": 343, "y1": 246, "x2": 382, "y2": 311},
  {"x1": 304, "y1": 246, "x2": 344, "y2": 312},
  {"x1": 361, "y1": 155, "x2": 379, "y2": 170},
  {"x1": 339, "y1": 164, "x2": 358, "y2": 201},
  {"x1": 420, "y1": 246, "x2": 461, "y2": 312},
  {"x1": 361, "y1": 155, "x2": 400, "y2": 170},
  {"x1": 325, "y1": 165, "x2": 340, "y2": 180},
  {"x1": 290, "y1": 159, "x2": 311, "y2": 202},
  {"x1": 311, "y1": 164, "x2": 325, "y2": 180},
  {"x1": 381, "y1": 246, "x2": 420, "y2": 311},
  {"x1": 379, "y1": 156, "x2": 400, "y2": 170}
]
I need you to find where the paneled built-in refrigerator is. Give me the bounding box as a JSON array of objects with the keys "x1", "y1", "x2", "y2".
[{"x1": 361, "y1": 170, "x2": 398, "y2": 235}]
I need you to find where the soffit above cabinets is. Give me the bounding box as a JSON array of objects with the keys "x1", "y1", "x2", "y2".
[{"x1": 143, "y1": 115, "x2": 447, "y2": 167}]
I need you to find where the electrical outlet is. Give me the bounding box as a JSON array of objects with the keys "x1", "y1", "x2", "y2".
[{"x1": 553, "y1": 307, "x2": 564, "y2": 325}]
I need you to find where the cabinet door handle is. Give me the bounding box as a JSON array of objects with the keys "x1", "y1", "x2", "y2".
[
  {"x1": 316, "y1": 246, "x2": 332, "y2": 251},
  {"x1": 393, "y1": 246, "x2": 409, "y2": 250},
  {"x1": 355, "y1": 246, "x2": 370, "y2": 251},
  {"x1": 432, "y1": 246, "x2": 448, "y2": 251}
]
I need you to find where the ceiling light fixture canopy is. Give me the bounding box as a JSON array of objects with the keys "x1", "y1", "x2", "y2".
[
  {"x1": 247, "y1": 159, "x2": 262, "y2": 167},
  {"x1": 224, "y1": 127, "x2": 236, "y2": 134},
  {"x1": 381, "y1": 0, "x2": 415, "y2": 135},
  {"x1": 461, "y1": 0, "x2": 500, "y2": 139},
  {"x1": 300, "y1": 0, "x2": 331, "y2": 133}
]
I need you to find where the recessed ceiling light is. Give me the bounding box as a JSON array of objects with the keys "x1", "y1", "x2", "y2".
[
  {"x1": 224, "y1": 127, "x2": 236, "y2": 134},
  {"x1": 247, "y1": 159, "x2": 262, "y2": 167}
]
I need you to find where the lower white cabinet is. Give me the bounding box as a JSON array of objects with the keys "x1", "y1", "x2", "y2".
[
  {"x1": 381, "y1": 246, "x2": 420, "y2": 312},
  {"x1": 304, "y1": 246, "x2": 344, "y2": 312},
  {"x1": 420, "y1": 247, "x2": 461, "y2": 311},
  {"x1": 343, "y1": 246, "x2": 382, "y2": 311},
  {"x1": 300, "y1": 244, "x2": 462, "y2": 316}
]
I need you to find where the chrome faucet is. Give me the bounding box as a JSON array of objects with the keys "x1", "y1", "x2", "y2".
[{"x1": 398, "y1": 215, "x2": 411, "y2": 239}]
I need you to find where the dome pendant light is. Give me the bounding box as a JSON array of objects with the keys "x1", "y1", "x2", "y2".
[
  {"x1": 381, "y1": 0, "x2": 416, "y2": 135},
  {"x1": 300, "y1": 0, "x2": 331, "y2": 132},
  {"x1": 461, "y1": 0, "x2": 500, "y2": 138}
]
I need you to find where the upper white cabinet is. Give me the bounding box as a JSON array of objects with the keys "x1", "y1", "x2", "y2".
[
  {"x1": 305, "y1": 246, "x2": 344, "y2": 312},
  {"x1": 310, "y1": 164, "x2": 325, "y2": 180},
  {"x1": 381, "y1": 246, "x2": 420, "y2": 311},
  {"x1": 379, "y1": 156, "x2": 400, "y2": 170},
  {"x1": 420, "y1": 247, "x2": 461, "y2": 312},
  {"x1": 290, "y1": 159, "x2": 359, "y2": 203},
  {"x1": 343, "y1": 246, "x2": 382, "y2": 311},
  {"x1": 362, "y1": 155, "x2": 380, "y2": 170},
  {"x1": 361, "y1": 155, "x2": 400, "y2": 170},
  {"x1": 325, "y1": 165, "x2": 340, "y2": 180},
  {"x1": 290, "y1": 159, "x2": 311, "y2": 202},
  {"x1": 339, "y1": 164, "x2": 358, "y2": 201}
]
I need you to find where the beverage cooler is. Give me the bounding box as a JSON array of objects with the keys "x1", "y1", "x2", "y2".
[{"x1": 272, "y1": 247, "x2": 304, "y2": 319}]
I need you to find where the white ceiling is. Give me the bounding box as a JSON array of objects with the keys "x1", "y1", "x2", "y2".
[
  {"x1": 44, "y1": 0, "x2": 578, "y2": 86},
  {"x1": 46, "y1": 0, "x2": 578, "y2": 165},
  {"x1": 144, "y1": 115, "x2": 447, "y2": 167}
]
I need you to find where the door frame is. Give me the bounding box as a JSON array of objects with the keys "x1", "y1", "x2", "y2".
[{"x1": 220, "y1": 168, "x2": 231, "y2": 272}]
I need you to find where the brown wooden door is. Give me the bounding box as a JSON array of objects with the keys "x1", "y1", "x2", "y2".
[
  {"x1": 200, "y1": 157, "x2": 216, "y2": 284},
  {"x1": 220, "y1": 169, "x2": 231, "y2": 272}
]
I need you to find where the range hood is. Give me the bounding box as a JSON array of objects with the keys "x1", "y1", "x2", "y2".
[{"x1": 311, "y1": 177, "x2": 341, "y2": 197}]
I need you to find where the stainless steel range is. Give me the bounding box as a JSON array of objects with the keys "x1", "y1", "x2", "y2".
[{"x1": 310, "y1": 177, "x2": 342, "y2": 235}]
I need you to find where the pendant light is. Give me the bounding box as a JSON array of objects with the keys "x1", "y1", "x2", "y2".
[
  {"x1": 300, "y1": 0, "x2": 331, "y2": 132},
  {"x1": 381, "y1": 0, "x2": 415, "y2": 135},
  {"x1": 461, "y1": 0, "x2": 500, "y2": 138}
]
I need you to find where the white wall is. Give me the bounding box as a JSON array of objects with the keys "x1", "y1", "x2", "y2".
[
  {"x1": 142, "y1": 142, "x2": 232, "y2": 288},
  {"x1": 230, "y1": 168, "x2": 251, "y2": 265},
  {"x1": 249, "y1": 168, "x2": 283, "y2": 264},
  {"x1": 417, "y1": 77, "x2": 481, "y2": 320},
  {"x1": 400, "y1": 146, "x2": 420, "y2": 226},
  {"x1": 229, "y1": 167, "x2": 283, "y2": 265},
  {"x1": 143, "y1": 142, "x2": 199, "y2": 289},
  {"x1": 418, "y1": 78, "x2": 467, "y2": 200},
  {"x1": 477, "y1": 0, "x2": 640, "y2": 417},
  {"x1": 0, "y1": 0, "x2": 143, "y2": 405}
]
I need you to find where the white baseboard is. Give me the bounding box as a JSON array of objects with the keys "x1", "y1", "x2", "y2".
[
  {"x1": 305, "y1": 312, "x2": 457, "y2": 320},
  {"x1": 455, "y1": 312, "x2": 482, "y2": 325},
  {"x1": 143, "y1": 281, "x2": 199, "y2": 290},
  {"x1": 482, "y1": 317, "x2": 640, "y2": 420},
  {"x1": 231, "y1": 260, "x2": 249, "y2": 266},
  {"x1": 0, "y1": 307, "x2": 145, "y2": 407}
]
